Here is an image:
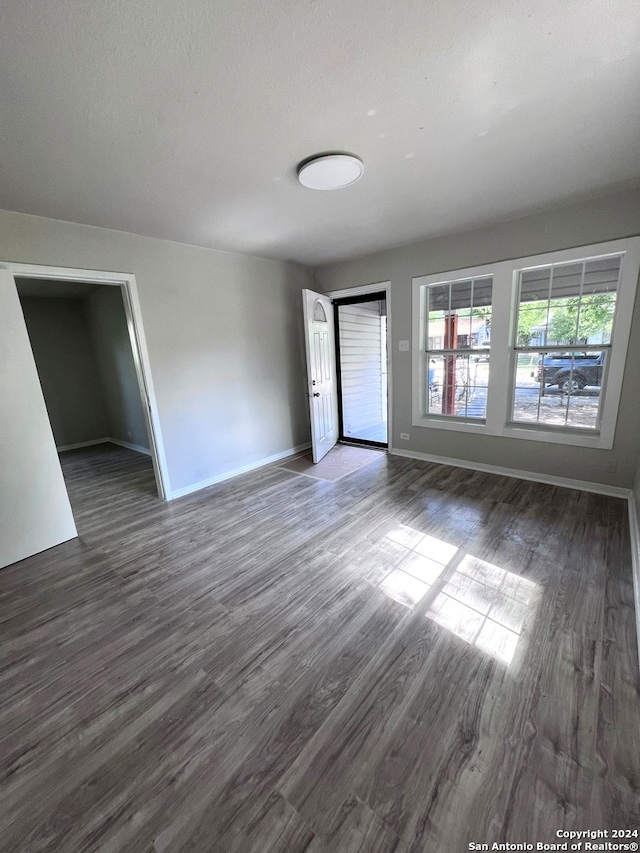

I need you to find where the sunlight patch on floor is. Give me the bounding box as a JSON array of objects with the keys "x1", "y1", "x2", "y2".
[
  {"x1": 376, "y1": 526, "x2": 540, "y2": 666},
  {"x1": 378, "y1": 526, "x2": 458, "y2": 609},
  {"x1": 425, "y1": 555, "x2": 539, "y2": 666}
]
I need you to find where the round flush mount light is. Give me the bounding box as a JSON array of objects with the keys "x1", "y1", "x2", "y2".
[{"x1": 297, "y1": 153, "x2": 364, "y2": 190}]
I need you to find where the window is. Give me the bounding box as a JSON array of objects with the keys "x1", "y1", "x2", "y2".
[
  {"x1": 511, "y1": 256, "x2": 620, "y2": 432},
  {"x1": 422, "y1": 276, "x2": 493, "y2": 420},
  {"x1": 412, "y1": 238, "x2": 640, "y2": 449}
]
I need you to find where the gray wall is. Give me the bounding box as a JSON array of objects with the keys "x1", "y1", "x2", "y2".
[
  {"x1": 0, "y1": 208, "x2": 313, "y2": 495},
  {"x1": 315, "y1": 188, "x2": 640, "y2": 488},
  {"x1": 19, "y1": 296, "x2": 109, "y2": 447},
  {"x1": 85, "y1": 287, "x2": 149, "y2": 450}
]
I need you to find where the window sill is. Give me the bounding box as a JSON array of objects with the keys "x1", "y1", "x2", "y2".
[
  {"x1": 412, "y1": 414, "x2": 613, "y2": 449},
  {"x1": 412, "y1": 415, "x2": 488, "y2": 434},
  {"x1": 503, "y1": 423, "x2": 611, "y2": 450}
]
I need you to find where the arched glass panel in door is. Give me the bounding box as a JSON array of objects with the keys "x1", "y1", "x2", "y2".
[{"x1": 313, "y1": 300, "x2": 327, "y2": 323}]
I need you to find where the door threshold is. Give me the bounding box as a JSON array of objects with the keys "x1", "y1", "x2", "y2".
[{"x1": 339, "y1": 439, "x2": 388, "y2": 451}]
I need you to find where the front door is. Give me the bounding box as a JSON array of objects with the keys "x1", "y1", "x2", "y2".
[{"x1": 302, "y1": 289, "x2": 339, "y2": 462}]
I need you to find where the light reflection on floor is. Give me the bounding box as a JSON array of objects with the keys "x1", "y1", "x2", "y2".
[
  {"x1": 426, "y1": 555, "x2": 539, "y2": 665},
  {"x1": 376, "y1": 525, "x2": 539, "y2": 666},
  {"x1": 378, "y1": 526, "x2": 458, "y2": 609}
]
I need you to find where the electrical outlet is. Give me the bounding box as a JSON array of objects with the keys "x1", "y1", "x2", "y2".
[
  {"x1": 400, "y1": 432, "x2": 410, "y2": 440},
  {"x1": 399, "y1": 340, "x2": 409, "y2": 352}
]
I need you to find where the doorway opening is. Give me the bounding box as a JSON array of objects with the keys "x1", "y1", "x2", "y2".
[
  {"x1": 15, "y1": 276, "x2": 164, "y2": 516},
  {"x1": 12, "y1": 266, "x2": 169, "y2": 505},
  {"x1": 334, "y1": 291, "x2": 388, "y2": 448},
  {"x1": 1, "y1": 261, "x2": 169, "y2": 568}
]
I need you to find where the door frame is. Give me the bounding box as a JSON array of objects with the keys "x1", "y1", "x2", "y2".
[
  {"x1": 326, "y1": 281, "x2": 392, "y2": 450},
  {"x1": 3, "y1": 261, "x2": 171, "y2": 500}
]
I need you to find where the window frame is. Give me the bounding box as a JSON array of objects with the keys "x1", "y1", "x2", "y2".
[{"x1": 412, "y1": 237, "x2": 640, "y2": 449}]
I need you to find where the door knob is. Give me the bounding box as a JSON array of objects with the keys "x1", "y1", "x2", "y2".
[{"x1": 313, "y1": 392, "x2": 320, "y2": 397}]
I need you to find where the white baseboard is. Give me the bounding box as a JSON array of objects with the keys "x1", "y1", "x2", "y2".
[
  {"x1": 57, "y1": 438, "x2": 111, "y2": 452},
  {"x1": 170, "y1": 442, "x2": 312, "y2": 500},
  {"x1": 58, "y1": 437, "x2": 151, "y2": 456},
  {"x1": 389, "y1": 447, "x2": 632, "y2": 499},
  {"x1": 108, "y1": 438, "x2": 152, "y2": 456},
  {"x1": 627, "y1": 496, "x2": 640, "y2": 674}
]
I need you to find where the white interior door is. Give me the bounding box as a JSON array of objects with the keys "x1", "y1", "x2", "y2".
[
  {"x1": 302, "y1": 289, "x2": 339, "y2": 462},
  {"x1": 0, "y1": 269, "x2": 77, "y2": 568}
]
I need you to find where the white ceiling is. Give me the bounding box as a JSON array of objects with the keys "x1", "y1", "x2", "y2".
[{"x1": 1, "y1": 0, "x2": 639, "y2": 266}]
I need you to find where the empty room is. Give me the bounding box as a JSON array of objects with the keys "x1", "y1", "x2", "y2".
[{"x1": 1, "y1": 2, "x2": 640, "y2": 852}]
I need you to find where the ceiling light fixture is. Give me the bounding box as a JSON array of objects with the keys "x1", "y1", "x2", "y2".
[{"x1": 297, "y1": 153, "x2": 364, "y2": 190}]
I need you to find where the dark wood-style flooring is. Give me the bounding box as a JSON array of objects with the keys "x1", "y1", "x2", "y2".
[{"x1": 1, "y1": 443, "x2": 639, "y2": 852}]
